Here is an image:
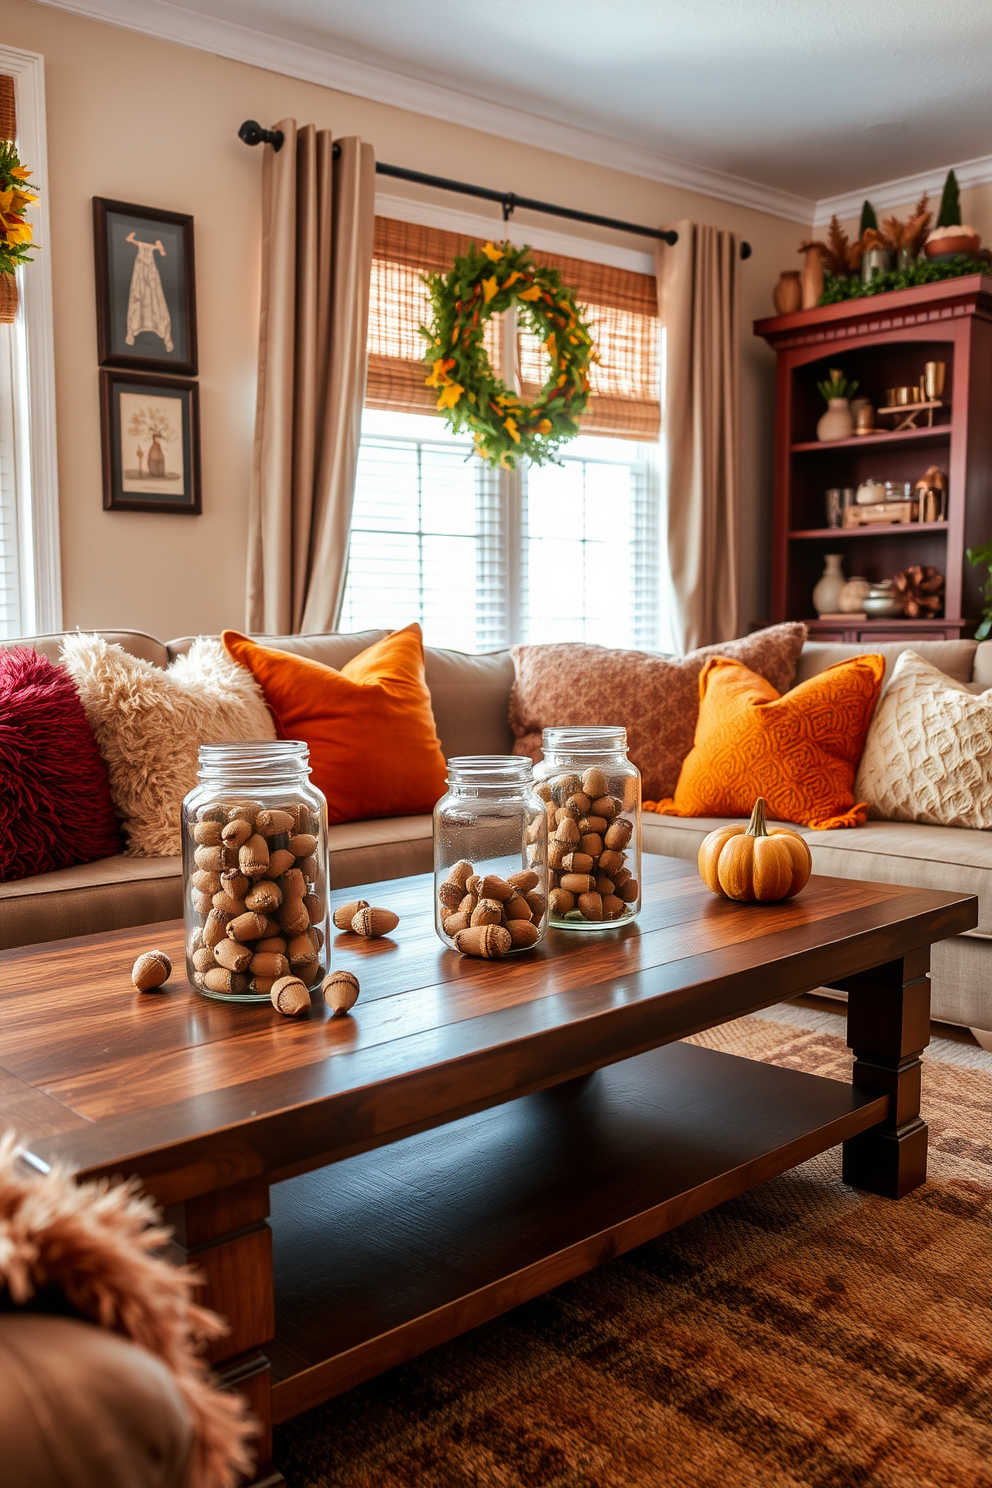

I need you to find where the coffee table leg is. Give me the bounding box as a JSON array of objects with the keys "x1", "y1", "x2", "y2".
[
  {"x1": 837, "y1": 946, "x2": 930, "y2": 1199},
  {"x1": 168, "y1": 1176, "x2": 283, "y2": 1487}
]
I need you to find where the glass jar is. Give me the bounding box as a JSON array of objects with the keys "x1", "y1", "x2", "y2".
[
  {"x1": 535, "y1": 727, "x2": 641, "y2": 929},
  {"x1": 181, "y1": 740, "x2": 329, "y2": 1002},
  {"x1": 434, "y1": 756, "x2": 548, "y2": 953}
]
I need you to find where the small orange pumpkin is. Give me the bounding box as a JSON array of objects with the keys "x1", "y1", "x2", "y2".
[{"x1": 698, "y1": 797, "x2": 812, "y2": 903}]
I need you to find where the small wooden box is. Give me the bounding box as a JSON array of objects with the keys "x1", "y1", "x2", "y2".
[{"x1": 844, "y1": 500, "x2": 916, "y2": 527}]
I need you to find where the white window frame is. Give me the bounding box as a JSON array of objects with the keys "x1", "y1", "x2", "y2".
[
  {"x1": 359, "y1": 197, "x2": 661, "y2": 651},
  {"x1": 0, "y1": 44, "x2": 60, "y2": 635}
]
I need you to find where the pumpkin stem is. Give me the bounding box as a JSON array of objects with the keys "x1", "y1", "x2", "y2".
[{"x1": 746, "y1": 797, "x2": 770, "y2": 838}]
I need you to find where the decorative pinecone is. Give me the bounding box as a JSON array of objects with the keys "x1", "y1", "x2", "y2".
[{"x1": 893, "y1": 565, "x2": 944, "y2": 618}]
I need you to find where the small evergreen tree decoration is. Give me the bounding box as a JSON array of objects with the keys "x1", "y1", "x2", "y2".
[
  {"x1": 936, "y1": 170, "x2": 961, "y2": 228},
  {"x1": 859, "y1": 200, "x2": 878, "y2": 236}
]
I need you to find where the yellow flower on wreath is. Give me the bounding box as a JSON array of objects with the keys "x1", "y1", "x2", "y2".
[
  {"x1": 482, "y1": 242, "x2": 504, "y2": 262},
  {"x1": 437, "y1": 381, "x2": 464, "y2": 411},
  {"x1": 10, "y1": 166, "x2": 31, "y2": 181},
  {"x1": 482, "y1": 275, "x2": 499, "y2": 304},
  {"x1": 5, "y1": 220, "x2": 32, "y2": 245},
  {"x1": 503, "y1": 417, "x2": 521, "y2": 444},
  {"x1": 426, "y1": 356, "x2": 455, "y2": 389}
]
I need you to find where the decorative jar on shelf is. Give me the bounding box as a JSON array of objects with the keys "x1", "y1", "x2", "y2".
[
  {"x1": 838, "y1": 576, "x2": 872, "y2": 614},
  {"x1": 535, "y1": 727, "x2": 641, "y2": 929},
  {"x1": 433, "y1": 756, "x2": 548, "y2": 952},
  {"x1": 181, "y1": 740, "x2": 329, "y2": 1003},
  {"x1": 862, "y1": 582, "x2": 902, "y2": 619},
  {"x1": 812, "y1": 554, "x2": 846, "y2": 616},
  {"x1": 773, "y1": 270, "x2": 802, "y2": 315}
]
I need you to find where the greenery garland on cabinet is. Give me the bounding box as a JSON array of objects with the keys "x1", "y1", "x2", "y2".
[{"x1": 420, "y1": 239, "x2": 595, "y2": 468}]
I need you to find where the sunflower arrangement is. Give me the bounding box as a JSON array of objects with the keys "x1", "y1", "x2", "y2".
[
  {"x1": 0, "y1": 141, "x2": 37, "y2": 277},
  {"x1": 420, "y1": 239, "x2": 594, "y2": 468}
]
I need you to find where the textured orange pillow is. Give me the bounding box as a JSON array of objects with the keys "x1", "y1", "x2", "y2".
[
  {"x1": 648, "y1": 653, "x2": 885, "y2": 830},
  {"x1": 223, "y1": 624, "x2": 447, "y2": 825}
]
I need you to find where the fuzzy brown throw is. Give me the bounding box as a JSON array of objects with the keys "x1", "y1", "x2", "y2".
[{"x1": 0, "y1": 1133, "x2": 254, "y2": 1488}]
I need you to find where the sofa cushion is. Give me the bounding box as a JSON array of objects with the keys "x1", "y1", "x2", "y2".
[
  {"x1": 224, "y1": 625, "x2": 447, "y2": 824},
  {"x1": 62, "y1": 635, "x2": 277, "y2": 857},
  {"x1": 2, "y1": 631, "x2": 172, "y2": 669},
  {"x1": 643, "y1": 812, "x2": 992, "y2": 937},
  {"x1": 0, "y1": 853, "x2": 184, "y2": 950},
  {"x1": 652, "y1": 654, "x2": 885, "y2": 830},
  {"x1": 795, "y1": 638, "x2": 977, "y2": 687},
  {"x1": 172, "y1": 631, "x2": 516, "y2": 762},
  {"x1": 0, "y1": 647, "x2": 122, "y2": 881},
  {"x1": 509, "y1": 622, "x2": 807, "y2": 800},
  {"x1": 0, "y1": 815, "x2": 435, "y2": 950},
  {"x1": 856, "y1": 650, "x2": 992, "y2": 829}
]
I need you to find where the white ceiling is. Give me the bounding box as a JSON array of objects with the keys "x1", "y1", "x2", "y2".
[{"x1": 42, "y1": 0, "x2": 992, "y2": 215}]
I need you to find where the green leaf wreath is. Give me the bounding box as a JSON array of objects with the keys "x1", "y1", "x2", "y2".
[{"x1": 420, "y1": 239, "x2": 595, "y2": 468}]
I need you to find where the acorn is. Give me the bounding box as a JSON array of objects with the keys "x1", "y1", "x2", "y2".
[
  {"x1": 351, "y1": 907, "x2": 400, "y2": 938},
  {"x1": 453, "y1": 925, "x2": 512, "y2": 959},
  {"x1": 333, "y1": 899, "x2": 370, "y2": 931},
  {"x1": 270, "y1": 975, "x2": 311, "y2": 1016},
  {"x1": 323, "y1": 969, "x2": 360, "y2": 1015},
  {"x1": 131, "y1": 949, "x2": 172, "y2": 992}
]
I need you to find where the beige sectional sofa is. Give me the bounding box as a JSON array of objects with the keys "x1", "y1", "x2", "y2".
[{"x1": 3, "y1": 629, "x2": 990, "y2": 1042}]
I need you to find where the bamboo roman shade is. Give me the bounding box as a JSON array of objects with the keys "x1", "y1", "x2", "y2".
[
  {"x1": 0, "y1": 76, "x2": 14, "y2": 143},
  {"x1": 366, "y1": 216, "x2": 661, "y2": 440}
]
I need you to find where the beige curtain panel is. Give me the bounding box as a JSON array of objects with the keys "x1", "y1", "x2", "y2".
[
  {"x1": 656, "y1": 221, "x2": 742, "y2": 651},
  {"x1": 247, "y1": 121, "x2": 376, "y2": 634}
]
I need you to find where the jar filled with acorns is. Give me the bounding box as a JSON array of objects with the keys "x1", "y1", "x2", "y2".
[
  {"x1": 434, "y1": 756, "x2": 548, "y2": 956},
  {"x1": 182, "y1": 740, "x2": 329, "y2": 1001},
  {"x1": 534, "y1": 726, "x2": 641, "y2": 929}
]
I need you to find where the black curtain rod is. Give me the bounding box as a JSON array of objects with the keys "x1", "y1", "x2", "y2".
[{"x1": 238, "y1": 120, "x2": 753, "y2": 260}]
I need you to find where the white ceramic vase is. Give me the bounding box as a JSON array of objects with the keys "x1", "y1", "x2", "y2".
[
  {"x1": 816, "y1": 398, "x2": 854, "y2": 442},
  {"x1": 812, "y1": 554, "x2": 846, "y2": 616}
]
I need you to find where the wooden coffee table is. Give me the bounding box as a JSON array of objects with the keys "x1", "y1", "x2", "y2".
[{"x1": 0, "y1": 856, "x2": 977, "y2": 1485}]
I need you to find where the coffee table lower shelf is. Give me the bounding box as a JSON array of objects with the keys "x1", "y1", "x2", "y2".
[{"x1": 267, "y1": 1039, "x2": 885, "y2": 1424}]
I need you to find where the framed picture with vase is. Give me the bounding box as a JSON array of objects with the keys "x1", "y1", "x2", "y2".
[
  {"x1": 99, "y1": 369, "x2": 201, "y2": 514},
  {"x1": 93, "y1": 198, "x2": 198, "y2": 375}
]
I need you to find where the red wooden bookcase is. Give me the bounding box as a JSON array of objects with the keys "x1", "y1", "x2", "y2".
[{"x1": 754, "y1": 274, "x2": 992, "y2": 640}]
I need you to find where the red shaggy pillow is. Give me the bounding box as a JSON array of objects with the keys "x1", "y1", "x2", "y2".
[{"x1": 0, "y1": 648, "x2": 122, "y2": 881}]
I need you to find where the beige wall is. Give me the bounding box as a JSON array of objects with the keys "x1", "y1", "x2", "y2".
[{"x1": 6, "y1": 0, "x2": 805, "y2": 642}]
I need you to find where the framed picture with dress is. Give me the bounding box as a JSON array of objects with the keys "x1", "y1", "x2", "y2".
[
  {"x1": 100, "y1": 369, "x2": 201, "y2": 514},
  {"x1": 93, "y1": 198, "x2": 198, "y2": 375}
]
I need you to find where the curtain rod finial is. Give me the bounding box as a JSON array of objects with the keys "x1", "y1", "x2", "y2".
[{"x1": 239, "y1": 119, "x2": 284, "y2": 152}]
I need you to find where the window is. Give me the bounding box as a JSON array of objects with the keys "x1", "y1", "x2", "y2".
[
  {"x1": 341, "y1": 410, "x2": 659, "y2": 652},
  {"x1": 0, "y1": 51, "x2": 60, "y2": 639},
  {"x1": 345, "y1": 214, "x2": 661, "y2": 652}
]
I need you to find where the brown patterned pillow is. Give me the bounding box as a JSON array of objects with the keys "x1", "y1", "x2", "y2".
[{"x1": 509, "y1": 623, "x2": 808, "y2": 802}]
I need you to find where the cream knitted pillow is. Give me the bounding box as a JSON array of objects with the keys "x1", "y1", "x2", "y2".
[
  {"x1": 855, "y1": 649, "x2": 992, "y2": 829},
  {"x1": 61, "y1": 635, "x2": 277, "y2": 856}
]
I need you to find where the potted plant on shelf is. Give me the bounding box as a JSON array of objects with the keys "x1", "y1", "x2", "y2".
[
  {"x1": 926, "y1": 170, "x2": 981, "y2": 259},
  {"x1": 0, "y1": 140, "x2": 39, "y2": 324},
  {"x1": 816, "y1": 368, "x2": 858, "y2": 441}
]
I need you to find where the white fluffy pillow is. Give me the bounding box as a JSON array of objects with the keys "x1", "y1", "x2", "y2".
[
  {"x1": 61, "y1": 635, "x2": 276, "y2": 856},
  {"x1": 855, "y1": 649, "x2": 992, "y2": 829}
]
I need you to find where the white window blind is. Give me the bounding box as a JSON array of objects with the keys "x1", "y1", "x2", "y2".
[
  {"x1": 0, "y1": 320, "x2": 26, "y2": 637},
  {"x1": 341, "y1": 410, "x2": 659, "y2": 652}
]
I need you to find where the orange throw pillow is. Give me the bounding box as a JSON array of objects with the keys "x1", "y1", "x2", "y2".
[
  {"x1": 648, "y1": 653, "x2": 885, "y2": 830},
  {"x1": 223, "y1": 624, "x2": 447, "y2": 825}
]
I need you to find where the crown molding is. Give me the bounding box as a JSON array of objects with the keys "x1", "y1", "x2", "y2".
[
  {"x1": 814, "y1": 151, "x2": 992, "y2": 225},
  {"x1": 34, "y1": 0, "x2": 815, "y2": 224},
  {"x1": 374, "y1": 192, "x2": 657, "y2": 275}
]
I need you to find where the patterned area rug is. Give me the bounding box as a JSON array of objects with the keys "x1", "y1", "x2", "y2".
[{"x1": 274, "y1": 1004, "x2": 992, "y2": 1488}]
